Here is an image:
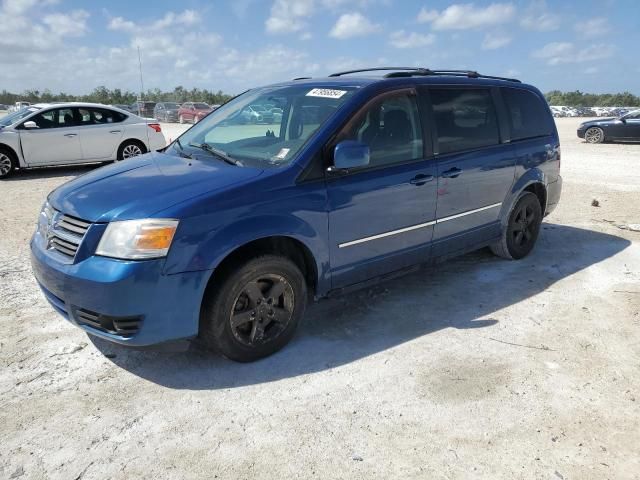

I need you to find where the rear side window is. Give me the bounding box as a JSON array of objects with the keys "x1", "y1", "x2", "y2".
[
  {"x1": 430, "y1": 88, "x2": 500, "y2": 155},
  {"x1": 78, "y1": 108, "x2": 126, "y2": 125},
  {"x1": 502, "y1": 88, "x2": 552, "y2": 140}
]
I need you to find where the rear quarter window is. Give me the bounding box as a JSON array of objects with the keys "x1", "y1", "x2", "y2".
[{"x1": 502, "y1": 88, "x2": 552, "y2": 141}]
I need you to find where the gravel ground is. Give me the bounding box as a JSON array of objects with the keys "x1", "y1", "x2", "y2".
[{"x1": 1, "y1": 118, "x2": 639, "y2": 480}]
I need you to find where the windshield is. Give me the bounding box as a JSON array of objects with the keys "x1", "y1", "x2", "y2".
[
  {"x1": 175, "y1": 85, "x2": 357, "y2": 168},
  {"x1": 165, "y1": 103, "x2": 180, "y2": 109},
  {"x1": 194, "y1": 103, "x2": 210, "y2": 110},
  {"x1": 0, "y1": 106, "x2": 41, "y2": 127}
]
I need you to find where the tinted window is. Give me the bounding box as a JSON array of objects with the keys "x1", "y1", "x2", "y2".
[
  {"x1": 194, "y1": 103, "x2": 209, "y2": 109},
  {"x1": 502, "y1": 88, "x2": 552, "y2": 140},
  {"x1": 430, "y1": 88, "x2": 500, "y2": 155},
  {"x1": 29, "y1": 108, "x2": 76, "y2": 128},
  {"x1": 77, "y1": 108, "x2": 126, "y2": 125},
  {"x1": 339, "y1": 91, "x2": 423, "y2": 168}
]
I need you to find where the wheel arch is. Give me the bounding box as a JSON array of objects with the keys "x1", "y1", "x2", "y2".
[
  {"x1": 502, "y1": 170, "x2": 549, "y2": 223},
  {"x1": 199, "y1": 235, "x2": 319, "y2": 314},
  {"x1": 0, "y1": 142, "x2": 22, "y2": 167},
  {"x1": 117, "y1": 138, "x2": 147, "y2": 159}
]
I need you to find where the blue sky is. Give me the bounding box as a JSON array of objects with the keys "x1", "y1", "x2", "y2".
[{"x1": 1, "y1": 0, "x2": 639, "y2": 95}]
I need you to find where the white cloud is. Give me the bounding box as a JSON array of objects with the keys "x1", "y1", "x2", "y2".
[
  {"x1": 108, "y1": 10, "x2": 199, "y2": 33},
  {"x1": 389, "y1": 30, "x2": 435, "y2": 49},
  {"x1": 42, "y1": 10, "x2": 90, "y2": 37},
  {"x1": 329, "y1": 12, "x2": 380, "y2": 39},
  {"x1": 575, "y1": 18, "x2": 610, "y2": 37},
  {"x1": 265, "y1": 0, "x2": 314, "y2": 34},
  {"x1": 520, "y1": 1, "x2": 560, "y2": 31},
  {"x1": 482, "y1": 32, "x2": 511, "y2": 50},
  {"x1": 532, "y1": 42, "x2": 615, "y2": 65},
  {"x1": 417, "y1": 3, "x2": 515, "y2": 30},
  {"x1": 584, "y1": 66, "x2": 599, "y2": 74}
]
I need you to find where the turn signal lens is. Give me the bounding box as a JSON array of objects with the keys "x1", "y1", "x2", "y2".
[{"x1": 134, "y1": 226, "x2": 176, "y2": 250}]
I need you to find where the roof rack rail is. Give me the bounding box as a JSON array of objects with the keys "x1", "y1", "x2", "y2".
[
  {"x1": 329, "y1": 67, "x2": 428, "y2": 77},
  {"x1": 293, "y1": 77, "x2": 312, "y2": 80},
  {"x1": 328, "y1": 67, "x2": 520, "y2": 83}
]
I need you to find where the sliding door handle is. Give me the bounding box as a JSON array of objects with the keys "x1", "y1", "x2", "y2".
[
  {"x1": 441, "y1": 167, "x2": 462, "y2": 178},
  {"x1": 409, "y1": 174, "x2": 434, "y2": 185},
  {"x1": 63, "y1": 133, "x2": 77, "y2": 138}
]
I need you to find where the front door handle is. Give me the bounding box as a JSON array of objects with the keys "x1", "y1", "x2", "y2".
[
  {"x1": 409, "y1": 174, "x2": 434, "y2": 185},
  {"x1": 441, "y1": 167, "x2": 462, "y2": 178},
  {"x1": 64, "y1": 133, "x2": 77, "y2": 138},
  {"x1": 110, "y1": 130, "x2": 122, "y2": 134}
]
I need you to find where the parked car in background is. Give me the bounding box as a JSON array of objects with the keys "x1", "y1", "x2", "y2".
[
  {"x1": 154, "y1": 102, "x2": 181, "y2": 122},
  {"x1": 178, "y1": 102, "x2": 212, "y2": 124},
  {"x1": 130, "y1": 101, "x2": 156, "y2": 118},
  {"x1": 0, "y1": 104, "x2": 8, "y2": 111},
  {"x1": 10, "y1": 101, "x2": 31, "y2": 112},
  {"x1": 578, "y1": 109, "x2": 640, "y2": 143},
  {"x1": 30, "y1": 68, "x2": 561, "y2": 362},
  {"x1": 112, "y1": 104, "x2": 133, "y2": 113},
  {"x1": 0, "y1": 102, "x2": 165, "y2": 178}
]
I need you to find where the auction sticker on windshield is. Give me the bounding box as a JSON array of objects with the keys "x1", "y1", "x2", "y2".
[{"x1": 306, "y1": 88, "x2": 347, "y2": 99}]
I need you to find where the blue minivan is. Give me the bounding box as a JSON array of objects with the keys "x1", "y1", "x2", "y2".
[{"x1": 31, "y1": 68, "x2": 562, "y2": 362}]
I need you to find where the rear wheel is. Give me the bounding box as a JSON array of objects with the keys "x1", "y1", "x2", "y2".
[
  {"x1": 117, "y1": 140, "x2": 146, "y2": 160},
  {"x1": 199, "y1": 255, "x2": 307, "y2": 362},
  {"x1": 585, "y1": 126, "x2": 604, "y2": 144},
  {"x1": 0, "y1": 149, "x2": 17, "y2": 179},
  {"x1": 491, "y1": 192, "x2": 542, "y2": 260}
]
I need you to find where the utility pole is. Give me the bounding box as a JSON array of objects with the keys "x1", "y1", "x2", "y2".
[{"x1": 137, "y1": 46, "x2": 144, "y2": 114}]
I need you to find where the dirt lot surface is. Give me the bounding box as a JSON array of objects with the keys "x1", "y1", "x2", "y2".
[{"x1": 1, "y1": 118, "x2": 639, "y2": 479}]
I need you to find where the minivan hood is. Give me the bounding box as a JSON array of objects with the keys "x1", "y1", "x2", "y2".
[{"x1": 49, "y1": 151, "x2": 263, "y2": 222}]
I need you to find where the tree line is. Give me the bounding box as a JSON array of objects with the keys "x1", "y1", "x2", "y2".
[
  {"x1": 1, "y1": 86, "x2": 639, "y2": 108},
  {"x1": 544, "y1": 90, "x2": 640, "y2": 107},
  {"x1": 0, "y1": 86, "x2": 233, "y2": 106}
]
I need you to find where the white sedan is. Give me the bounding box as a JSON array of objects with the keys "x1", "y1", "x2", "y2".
[{"x1": 0, "y1": 102, "x2": 166, "y2": 178}]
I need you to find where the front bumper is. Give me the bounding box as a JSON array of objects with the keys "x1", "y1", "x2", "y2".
[
  {"x1": 577, "y1": 128, "x2": 586, "y2": 139},
  {"x1": 30, "y1": 235, "x2": 210, "y2": 346}
]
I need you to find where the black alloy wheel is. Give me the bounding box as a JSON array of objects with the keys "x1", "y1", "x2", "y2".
[{"x1": 199, "y1": 255, "x2": 307, "y2": 362}]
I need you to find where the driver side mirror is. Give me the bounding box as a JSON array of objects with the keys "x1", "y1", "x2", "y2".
[
  {"x1": 23, "y1": 121, "x2": 38, "y2": 129},
  {"x1": 329, "y1": 140, "x2": 370, "y2": 172}
]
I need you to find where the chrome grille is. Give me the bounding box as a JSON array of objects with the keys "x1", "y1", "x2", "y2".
[{"x1": 48, "y1": 213, "x2": 91, "y2": 260}]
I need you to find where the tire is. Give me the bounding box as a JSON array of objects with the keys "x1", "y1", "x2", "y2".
[
  {"x1": 117, "y1": 140, "x2": 146, "y2": 160},
  {"x1": 179, "y1": 115, "x2": 185, "y2": 124},
  {"x1": 585, "y1": 126, "x2": 604, "y2": 144},
  {"x1": 0, "y1": 148, "x2": 17, "y2": 179},
  {"x1": 200, "y1": 255, "x2": 307, "y2": 362},
  {"x1": 490, "y1": 192, "x2": 543, "y2": 260}
]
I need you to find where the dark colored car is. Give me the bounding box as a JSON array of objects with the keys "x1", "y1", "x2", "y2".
[
  {"x1": 31, "y1": 68, "x2": 562, "y2": 362},
  {"x1": 154, "y1": 102, "x2": 181, "y2": 122},
  {"x1": 130, "y1": 101, "x2": 156, "y2": 118},
  {"x1": 178, "y1": 102, "x2": 212, "y2": 124},
  {"x1": 577, "y1": 109, "x2": 640, "y2": 143}
]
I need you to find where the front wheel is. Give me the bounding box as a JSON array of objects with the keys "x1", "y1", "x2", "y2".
[
  {"x1": 199, "y1": 255, "x2": 307, "y2": 362},
  {"x1": 0, "y1": 149, "x2": 17, "y2": 179},
  {"x1": 491, "y1": 192, "x2": 542, "y2": 260},
  {"x1": 585, "y1": 126, "x2": 604, "y2": 144}
]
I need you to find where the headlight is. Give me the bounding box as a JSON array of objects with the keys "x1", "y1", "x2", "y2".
[
  {"x1": 96, "y1": 219, "x2": 179, "y2": 260},
  {"x1": 37, "y1": 200, "x2": 54, "y2": 237}
]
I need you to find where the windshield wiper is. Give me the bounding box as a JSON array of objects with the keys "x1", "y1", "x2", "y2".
[
  {"x1": 174, "y1": 138, "x2": 192, "y2": 159},
  {"x1": 188, "y1": 142, "x2": 243, "y2": 166}
]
